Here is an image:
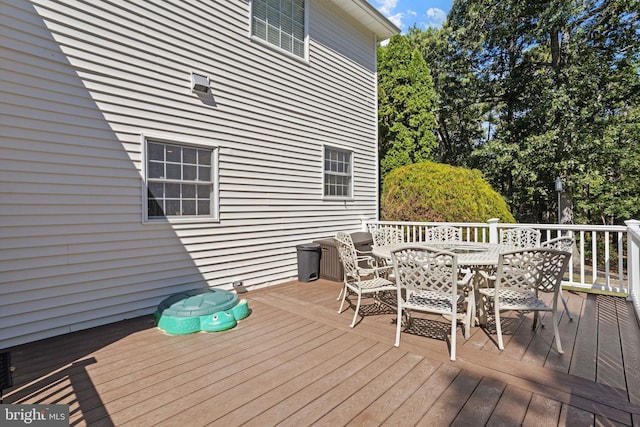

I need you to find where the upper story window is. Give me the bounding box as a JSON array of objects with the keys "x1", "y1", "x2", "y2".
[
  {"x1": 144, "y1": 138, "x2": 219, "y2": 221},
  {"x1": 251, "y1": 0, "x2": 306, "y2": 59},
  {"x1": 324, "y1": 146, "x2": 353, "y2": 198}
]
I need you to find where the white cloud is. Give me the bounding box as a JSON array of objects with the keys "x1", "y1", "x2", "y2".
[
  {"x1": 386, "y1": 12, "x2": 404, "y2": 29},
  {"x1": 423, "y1": 8, "x2": 447, "y2": 28},
  {"x1": 374, "y1": 0, "x2": 399, "y2": 16}
]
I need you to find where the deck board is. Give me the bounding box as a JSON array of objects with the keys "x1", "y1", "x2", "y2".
[
  {"x1": 596, "y1": 295, "x2": 627, "y2": 391},
  {"x1": 522, "y1": 393, "x2": 562, "y2": 426},
  {"x1": 346, "y1": 357, "x2": 440, "y2": 426},
  {"x1": 315, "y1": 352, "x2": 423, "y2": 426},
  {"x1": 242, "y1": 342, "x2": 393, "y2": 427},
  {"x1": 569, "y1": 293, "x2": 599, "y2": 382},
  {"x1": 213, "y1": 335, "x2": 376, "y2": 426},
  {"x1": 381, "y1": 364, "x2": 461, "y2": 426},
  {"x1": 558, "y1": 403, "x2": 596, "y2": 426},
  {"x1": 616, "y1": 296, "x2": 640, "y2": 427},
  {"x1": 451, "y1": 376, "x2": 505, "y2": 426},
  {"x1": 114, "y1": 323, "x2": 338, "y2": 425},
  {"x1": 420, "y1": 369, "x2": 483, "y2": 426},
  {"x1": 3, "y1": 279, "x2": 640, "y2": 426},
  {"x1": 486, "y1": 384, "x2": 531, "y2": 426}
]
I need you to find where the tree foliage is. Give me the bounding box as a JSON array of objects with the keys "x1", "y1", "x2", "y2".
[
  {"x1": 381, "y1": 0, "x2": 640, "y2": 225},
  {"x1": 377, "y1": 35, "x2": 438, "y2": 182},
  {"x1": 406, "y1": 26, "x2": 485, "y2": 167},
  {"x1": 381, "y1": 161, "x2": 515, "y2": 223},
  {"x1": 460, "y1": 0, "x2": 639, "y2": 224}
]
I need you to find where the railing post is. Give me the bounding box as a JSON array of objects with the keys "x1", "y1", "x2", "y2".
[
  {"x1": 361, "y1": 218, "x2": 369, "y2": 232},
  {"x1": 488, "y1": 218, "x2": 500, "y2": 244},
  {"x1": 625, "y1": 220, "x2": 640, "y2": 320}
]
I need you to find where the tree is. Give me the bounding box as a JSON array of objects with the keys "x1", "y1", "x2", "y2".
[
  {"x1": 377, "y1": 35, "x2": 438, "y2": 182},
  {"x1": 447, "y1": 0, "x2": 640, "y2": 224},
  {"x1": 406, "y1": 26, "x2": 485, "y2": 167}
]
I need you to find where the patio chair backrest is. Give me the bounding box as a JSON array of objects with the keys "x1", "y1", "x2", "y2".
[
  {"x1": 541, "y1": 236, "x2": 575, "y2": 253},
  {"x1": 536, "y1": 247, "x2": 572, "y2": 293},
  {"x1": 334, "y1": 232, "x2": 358, "y2": 279},
  {"x1": 372, "y1": 227, "x2": 404, "y2": 247},
  {"x1": 500, "y1": 227, "x2": 541, "y2": 248},
  {"x1": 425, "y1": 225, "x2": 462, "y2": 243},
  {"x1": 495, "y1": 248, "x2": 569, "y2": 295},
  {"x1": 391, "y1": 246, "x2": 458, "y2": 296}
]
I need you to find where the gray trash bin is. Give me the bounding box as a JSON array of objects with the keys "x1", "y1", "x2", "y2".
[
  {"x1": 350, "y1": 232, "x2": 374, "y2": 269},
  {"x1": 314, "y1": 238, "x2": 343, "y2": 282},
  {"x1": 296, "y1": 243, "x2": 321, "y2": 282},
  {"x1": 350, "y1": 231, "x2": 373, "y2": 253}
]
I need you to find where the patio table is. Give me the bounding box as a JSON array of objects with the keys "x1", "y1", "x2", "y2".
[{"x1": 371, "y1": 242, "x2": 517, "y2": 266}]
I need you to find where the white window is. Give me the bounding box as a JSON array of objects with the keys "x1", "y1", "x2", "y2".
[
  {"x1": 144, "y1": 138, "x2": 218, "y2": 221},
  {"x1": 251, "y1": 0, "x2": 307, "y2": 59},
  {"x1": 324, "y1": 146, "x2": 353, "y2": 198}
]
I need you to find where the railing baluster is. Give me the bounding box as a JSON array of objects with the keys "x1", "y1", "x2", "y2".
[
  {"x1": 618, "y1": 231, "x2": 625, "y2": 291},
  {"x1": 592, "y1": 231, "x2": 598, "y2": 287},
  {"x1": 604, "y1": 231, "x2": 610, "y2": 290},
  {"x1": 580, "y1": 230, "x2": 586, "y2": 285}
]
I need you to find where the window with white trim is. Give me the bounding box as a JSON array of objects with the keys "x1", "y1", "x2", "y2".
[
  {"x1": 251, "y1": 0, "x2": 306, "y2": 58},
  {"x1": 145, "y1": 139, "x2": 218, "y2": 220},
  {"x1": 324, "y1": 146, "x2": 353, "y2": 198}
]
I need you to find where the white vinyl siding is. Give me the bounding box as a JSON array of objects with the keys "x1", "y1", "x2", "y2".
[{"x1": 0, "y1": 0, "x2": 381, "y2": 348}]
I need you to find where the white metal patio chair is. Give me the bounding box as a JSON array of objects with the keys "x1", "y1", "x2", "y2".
[
  {"x1": 500, "y1": 227, "x2": 541, "y2": 247},
  {"x1": 391, "y1": 246, "x2": 474, "y2": 361},
  {"x1": 540, "y1": 236, "x2": 575, "y2": 321},
  {"x1": 425, "y1": 225, "x2": 462, "y2": 243},
  {"x1": 335, "y1": 232, "x2": 396, "y2": 328},
  {"x1": 478, "y1": 248, "x2": 571, "y2": 353},
  {"x1": 334, "y1": 231, "x2": 377, "y2": 301},
  {"x1": 424, "y1": 225, "x2": 475, "y2": 277},
  {"x1": 371, "y1": 227, "x2": 404, "y2": 279},
  {"x1": 372, "y1": 227, "x2": 404, "y2": 247}
]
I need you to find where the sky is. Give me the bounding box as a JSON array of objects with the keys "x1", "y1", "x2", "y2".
[{"x1": 369, "y1": 0, "x2": 453, "y2": 33}]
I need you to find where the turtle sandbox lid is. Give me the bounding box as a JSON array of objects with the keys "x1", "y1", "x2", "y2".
[{"x1": 154, "y1": 288, "x2": 250, "y2": 335}]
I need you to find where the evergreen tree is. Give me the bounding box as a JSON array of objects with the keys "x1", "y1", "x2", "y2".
[{"x1": 377, "y1": 35, "x2": 438, "y2": 182}]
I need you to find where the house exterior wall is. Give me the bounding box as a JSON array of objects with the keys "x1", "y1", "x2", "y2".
[{"x1": 0, "y1": 0, "x2": 388, "y2": 348}]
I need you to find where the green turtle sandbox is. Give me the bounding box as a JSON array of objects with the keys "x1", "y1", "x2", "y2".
[{"x1": 154, "y1": 288, "x2": 250, "y2": 335}]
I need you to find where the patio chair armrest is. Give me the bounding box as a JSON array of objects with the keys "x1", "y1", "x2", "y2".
[
  {"x1": 356, "y1": 264, "x2": 392, "y2": 277},
  {"x1": 356, "y1": 255, "x2": 379, "y2": 268},
  {"x1": 477, "y1": 269, "x2": 496, "y2": 288},
  {"x1": 355, "y1": 248, "x2": 373, "y2": 257},
  {"x1": 477, "y1": 269, "x2": 496, "y2": 281},
  {"x1": 457, "y1": 269, "x2": 474, "y2": 288}
]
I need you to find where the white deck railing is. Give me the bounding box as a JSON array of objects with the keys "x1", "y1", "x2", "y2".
[
  {"x1": 362, "y1": 218, "x2": 638, "y2": 300},
  {"x1": 626, "y1": 220, "x2": 640, "y2": 320}
]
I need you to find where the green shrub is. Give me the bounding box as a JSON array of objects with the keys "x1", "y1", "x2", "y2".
[{"x1": 381, "y1": 161, "x2": 516, "y2": 223}]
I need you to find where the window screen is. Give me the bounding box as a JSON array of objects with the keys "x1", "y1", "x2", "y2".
[{"x1": 252, "y1": 0, "x2": 306, "y2": 58}]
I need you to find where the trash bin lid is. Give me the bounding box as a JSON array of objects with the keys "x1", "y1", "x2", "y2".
[
  {"x1": 350, "y1": 232, "x2": 373, "y2": 244},
  {"x1": 313, "y1": 238, "x2": 338, "y2": 247},
  {"x1": 296, "y1": 243, "x2": 321, "y2": 250}
]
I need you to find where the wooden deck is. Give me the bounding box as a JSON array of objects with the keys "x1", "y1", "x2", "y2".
[{"x1": 4, "y1": 279, "x2": 640, "y2": 426}]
